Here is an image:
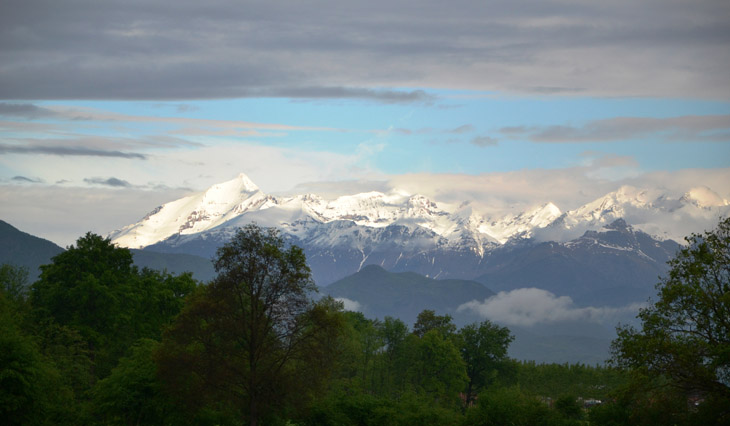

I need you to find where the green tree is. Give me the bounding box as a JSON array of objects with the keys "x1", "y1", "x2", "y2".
[
  {"x1": 553, "y1": 394, "x2": 582, "y2": 421},
  {"x1": 156, "y1": 224, "x2": 342, "y2": 426},
  {"x1": 92, "y1": 338, "x2": 183, "y2": 426},
  {"x1": 0, "y1": 292, "x2": 73, "y2": 425},
  {"x1": 31, "y1": 233, "x2": 136, "y2": 377},
  {"x1": 405, "y1": 330, "x2": 467, "y2": 407},
  {"x1": 457, "y1": 320, "x2": 514, "y2": 409},
  {"x1": 0, "y1": 263, "x2": 29, "y2": 304},
  {"x1": 413, "y1": 309, "x2": 456, "y2": 338},
  {"x1": 611, "y1": 216, "x2": 730, "y2": 422},
  {"x1": 31, "y1": 233, "x2": 197, "y2": 379},
  {"x1": 377, "y1": 316, "x2": 409, "y2": 394},
  {"x1": 464, "y1": 386, "x2": 554, "y2": 426}
]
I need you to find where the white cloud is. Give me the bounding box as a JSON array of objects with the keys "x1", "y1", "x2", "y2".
[
  {"x1": 457, "y1": 288, "x2": 645, "y2": 327},
  {"x1": 335, "y1": 297, "x2": 362, "y2": 312}
]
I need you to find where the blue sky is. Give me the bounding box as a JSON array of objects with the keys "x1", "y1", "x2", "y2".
[{"x1": 1, "y1": 0, "x2": 729, "y2": 245}]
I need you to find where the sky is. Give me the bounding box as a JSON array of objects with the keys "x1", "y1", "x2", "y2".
[{"x1": 1, "y1": 0, "x2": 729, "y2": 247}]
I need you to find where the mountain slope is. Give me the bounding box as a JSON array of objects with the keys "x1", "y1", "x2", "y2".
[
  {"x1": 477, "y1": 219, "x2": 680, "y2": 306},
  {"x1": 324, "y1": 264, "x2": 495, "y2": 323},
  {"x1": 129, "y1": 249, "x2": 216, "y2": 282},
  {"x1": 0, "y1": 220, "x2": 215, "y2": 283},
  {"x1": 323, "y1": 264, "x2": 617, "y2": 364},
  {"x1": 0, "y1": 220, "x2": 64, "y2": 281}
]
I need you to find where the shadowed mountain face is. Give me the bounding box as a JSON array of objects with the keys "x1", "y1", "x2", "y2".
[
  {"x1": 0, "y1": 220, "x2": 214, "y2": 283},
  {"x1": 323, "y1": 264, "x2": 494, "y2": 324},
  {"x1": 0, "y1": 220, "x2": 64, "y2": 281},
  {"x1": 320, "y1": 264, "x2": 621, "y2": 364},
  {"x1": 146, "y1": 219, "x2": 679, "y2": 308},
  {"x1": 475, "y1": 219, "x2": 680, "y2": 306}
]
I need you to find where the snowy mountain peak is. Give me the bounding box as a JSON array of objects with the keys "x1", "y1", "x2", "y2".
[
  {"x1": 681, "y1": 186, "x2": 729, "y2": 209},
  {"x1": 566, "y1": 185, "x2": 650, "y2": 226},
  {"x1": 108, "y1": 174, "x2": 265, "y2": 248},
  {"x1": 109, "y1": 173, "x2": 729, "y2": 254},
  {"x1": 225, "y1": 173, "x2": 260, "y2": 193}
]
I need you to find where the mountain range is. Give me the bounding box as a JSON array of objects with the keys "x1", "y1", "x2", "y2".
[
  {"x1": 109, "y1": 173, "x2": 726, "y2": 290},
  {"x1": 5, "y1": 173, "x2": 728, "y2": 363}
]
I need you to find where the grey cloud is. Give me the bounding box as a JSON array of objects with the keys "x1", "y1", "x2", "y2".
[
  {"x1": 521, "y1": 86, "x2": 586, "y2": 95},
  {"x1": 0, "y1": 103, "x2": 58, "y2": 118},
  {"x1": 500, "y1": 115, "x2": 730, "y2": 143},
  {"x1": 11, "y1": 175, "x2": 43, "y2": 183},
  {"x1": 0, "y1": 144, "x2": 147, "y2": 159},
  {"x1": 84, "y1": 177, "x2": 132, "y2": 188},
  {"x1": 449, "y1": 124, "x2": 474, "y2": 134},
  {"x1": 261, "y1": 87, "x2": 436, "y2": 104},
  {"x1": 471, "y1": 136, "x2": 498, "y2": 147},
  {"x1": 580, "y1": 152, "x2": 639, "y2": 169},
  {"x1": 150, "y1": 103, "x2": 199, "y2": 113},
  {"x1": 1, "y1": 0, "x2": 729, "y2": 100}
]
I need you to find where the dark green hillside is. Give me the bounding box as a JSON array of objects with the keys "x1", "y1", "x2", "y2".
[
  {"x1": 324, "y1": 264, "x2": 494, "y2": 323},
  {"x1": 0, "y1": 220, "x2": 215, "y2": 282},
  {"x1": 0, "y1": 220, "x2": 64, "y2": 281},
  {"x1": 130, "y1": 249, "x2": 215, "y2": 282}
]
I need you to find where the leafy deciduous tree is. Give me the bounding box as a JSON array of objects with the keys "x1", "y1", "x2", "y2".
[
  {"x1": 413, "y1": 309, "x2": 456, "y2": 338},
  {"x1": 458, "y1": 320, "x2": 514, "y2": 408},
  {"x1": 156, "y1": 224, "x2": 342, "y2": 426},
  {"x1": 31, "y1": 233, "x2": 197, "y2": 379},
  {"x1": 611, "y1": 216, "x2": 730, "y2": 422}
]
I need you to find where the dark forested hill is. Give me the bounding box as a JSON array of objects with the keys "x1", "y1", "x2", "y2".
[
  {"x1": 324, "y1": 264, "x2": 495, "y2": 324},
  {"x1": 0, "y1": 220, "x2": 215, "y2": 283},
  {"x1": 0, "y1": 220, "x2": 64, "y2": 281}
]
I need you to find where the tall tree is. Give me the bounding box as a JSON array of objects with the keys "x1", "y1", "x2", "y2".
[
  {"x1": 31, "y1": 233, "x2": 137, "y2": 377},
  {"x1": 31, "y1": 233, "x2": 197, "y2": 379},
  {"x1": 413, "y1": 309, "x2": 456, "y2": 338},
  {"x1": 405, "y1": 330, "x2": 467, "y2": 407},
  {"x1": 0, "y1": 263, "x2": 29, "y2": 304},
  {"x1": 156, "y1": 224, "x2": 341, "y2": 426},
  {"x1": 458, "y1": 320, "x2": 514, "y2": 409},
  {"x1": 611, "y1": 217, "x2": 730, "y2": 422}
]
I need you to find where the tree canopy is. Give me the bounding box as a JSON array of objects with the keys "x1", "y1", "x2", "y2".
[
  {"x1": 611, "y1": 216, "x2": 730, "y2": 422},
  {"x1": 156, "y1": 224, "x2": 342, "y2": 426}
]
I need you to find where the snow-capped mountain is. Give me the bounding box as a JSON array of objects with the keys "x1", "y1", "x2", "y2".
[
  {"x1": 110, "y1": 173, "x2": 562, "y2": 253},
  {"x1": 109, "y1": 173, "x2": 729, "y2": 284},
  {"x1": 111, "y1": 173, "x2": 265, "y2": 249}
]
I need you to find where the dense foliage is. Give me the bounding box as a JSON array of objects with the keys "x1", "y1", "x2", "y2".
[
  {"x1": 609, "y1": 216, "x2": 730, "y2": 425},
  {"x1": 2, "y1": 219, "x2": 728, "y2": 425}
]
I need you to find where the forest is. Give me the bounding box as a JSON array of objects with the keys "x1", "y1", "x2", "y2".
[{"x1": 1, "y1": 219, "x2": 728, "y2": 426}]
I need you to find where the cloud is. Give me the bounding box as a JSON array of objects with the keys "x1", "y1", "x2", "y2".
[
  {"x1": 11, "y1": 175, "x2": 43, "y2": 183},
  {"x1": 0, "y1": 144, "x2": 147, "y2": 159},
  {"x1": 500, "y1": 115, "x2": 730, "y2": 143},
  {"x1": 449, "y1": 124, "x2": 474, "y2": 134},
  {"x1": 260, "y1": 87, "x2": 436, "y2": 104},
  {"x1": 1, "y1": 0, "x2": 728, "y2": 99},
  {"x1": 471, "y1": 136, "x2": 498, "y2": 147},
  {"x1": 43, "y1": 105, "x2": 334, "y2": 133},
  {"x1": 84, "y1": 177, "x2": 133, "y2": 188},
  {"x1": 457, "y1": 288, "x2": 644, "y2": 327},
  {"x1": 334, "y1": 297, "x2": 362, "y2": 312},
  {"x1": 0, "y1": 103, "x2": 58, "y2": 119},
  {"x1": 383, "y1": 167, "x2": 730, "y2": 224}
]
